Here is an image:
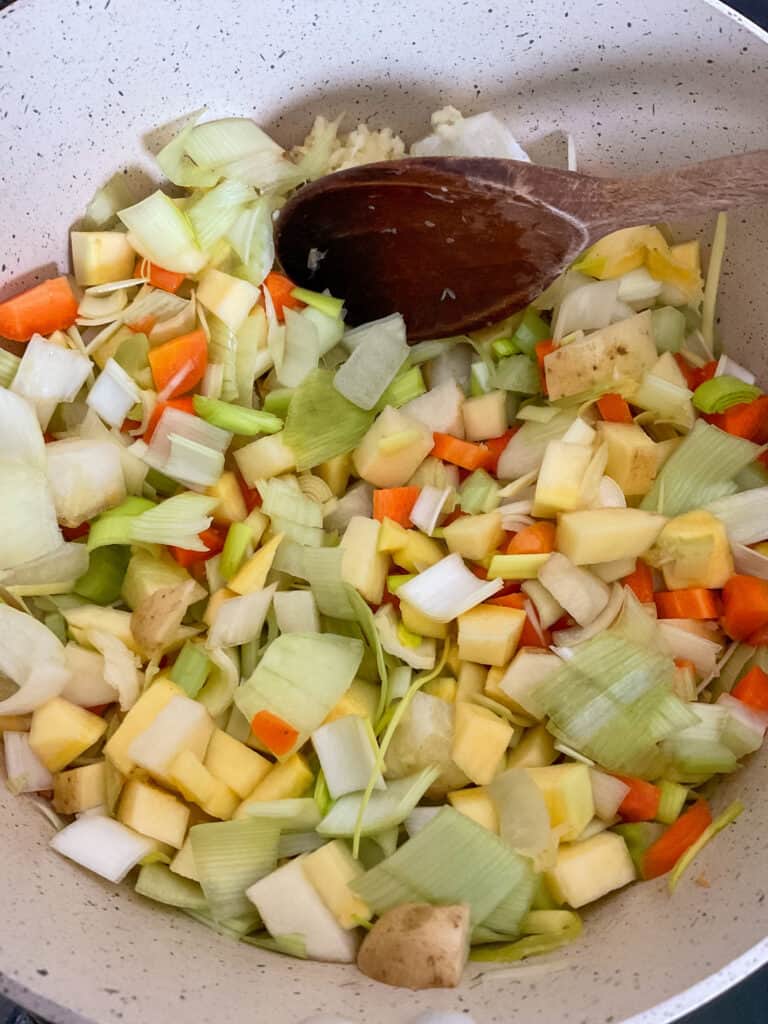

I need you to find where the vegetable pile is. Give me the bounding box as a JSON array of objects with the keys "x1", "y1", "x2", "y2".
[{"x1": 0, "y1": 105, "x2": 765, "y2": 990}]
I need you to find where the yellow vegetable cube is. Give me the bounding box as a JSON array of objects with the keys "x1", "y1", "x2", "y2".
[
  {"x1": 400, "y1": 599, "x2": 449, "y2": 639},
  {"x1": 423, "y1": 676, "x2": 457, "y2": 702},
  {"x1": 377, "y1": 517, "x2": 409, "y2": 553},
  {"x1": 235, "y1": 753, "x2": 312, "y2": 817},
  {"x1": 545, "y1": 832, "x2": 636, "y2": 908},
  {"x1": 353, "y1": 406, "x2": 434, "y2": 488},
  {"x1": 575, "y1": 226, "x2": 668, "y2": 280},
  {"x1": 316, "y1": 454, "x2": 352, "y2": 497},
  {"x1": 104, "y1": 679, "x2": 185, "y2": 776},
  {"x1": 526, "y1": 764, "x2": 595, "y2": 842},
  {"x1": 556, "y1": 508, "x2": 666, "y2": 566},
  {"x1": 118, "y1": 778, "x2": 190, "y2": 848},
  {"x1": 506, "y1": 725, "x2": 557, "y2": 769},
  {"x1": 235, "y1": 431, "x2": 296, "y2": 486},
  {"x1": 169, "y1": 835, "x2": 199, "y2": 881},
  {"x1": 447, "y1": 786, "x2": 499, "y2": 833},
  {"x1": 462, "y1": 391, "x2": 508, "y2": 441},
  {"x1": 244, "y1": 508, "x2": 269, "y2": 546},
  {"x1": 457, "y1": 605, "x2": 526, "y2": 666},
  {"x1": 228, "y1": 533, "x2": 284, "y2": 595},
  {"x1": 484, "y1": 665, "x2": 535, "y2": 717},
  {"x1": 452, "y1": 702, "x2": 513, "y2": 785},
  {"x1": 391, "y1": 530, "x2": 445, "y2": 573},
  {"x1": 52, "y1": 762, "x2": 107, "y2": 814},
  {"x1": 203, "y1": 587, "x2": 237, "y2": 626},
  {"x1": 596, "y1": 422, "x2": 659, "y2": 498},
  {"x1": 324, "y1": 678, "x2": 380, "y2": 724},
  {"x1": 29, "y1": 699, "x2": 107, "y2": 773},
  {"x1": 168, "y1": 750, "x2": 239, "y2": 820},
  {"x1": 340, "y1": 516, "x2": 389, "y2": 604},
  {"x1": 128, "y1": 694, "x2": 215, "y2": 787},
  {"x1": 443, "y1": 511, "x2": 505, "y2": 561},
  {"x1": 303, "y1": 840, "x2": 370, "y2": 929},
  {"x1": 71, "y1": 230, "x2": 136, "y2": 286},
  {"x1": 204, "y1": 729, "x2": 272, "y2": 799},
  {"x1": 197, "y1": 268, "x2": 260, "y2": 332},
  {"x1": 650, "y1": 510, "x2": 734, "y2": 590},
  {"x1": 456, "y1": 661, "x2": 486, "y2": 702},
  {"x1": 64, "y1": 605, "x2": 138, "y2": 653},
  {"x1": 207, "y1": 471, "x2": 247, "y2": 525},
  {"x1": 499, "y1": 649, "x2": 562, "y2": 719},
  {"x1": 533, "y1": 441, "x2": 595, "y2": 517}
]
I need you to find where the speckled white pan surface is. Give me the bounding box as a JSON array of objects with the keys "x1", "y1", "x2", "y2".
[{"x1": 0, "y1": 1, "x2": 767, "y2": 1022}]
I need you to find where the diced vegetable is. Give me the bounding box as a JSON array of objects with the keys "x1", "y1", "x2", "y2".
[
  {"x1": 0, "y1": 277, "x2": 79, "y2": 342},
  {"x1": 642, "y1": 800, "x2": 712, "y2": 879},
  {"x1": 545, "y1": 832, "x2": 635, "y2": 908}
]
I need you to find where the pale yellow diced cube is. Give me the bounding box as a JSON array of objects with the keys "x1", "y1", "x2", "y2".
[
  {"x1": 400, "y1": 599, "x2": 448, "y2": 639},
  {"x1": 377, "y1": 517, "x2": 409, "y2": 553},
  {"x1": 506, "y1": 725, "x2": 558, "y2": 769},
  {"x1": 204, "y1": 729, "x2": 272, "y2": 799},
  {"x1": 545, "y1": 832, "x2": 635, "y2": 909},
  {"x1": 526, "y1": 764, "x2": 595, "y2": 842},
  {"x1": 234, "y1": 753, "x2": 312, "y2": 817},
  {"x1": 118, "y1": 778, "x2": 190, "y2": 848},
  {"x1": 456, "y1": 661, "x2": 486, "y2": 702},
  {"x1": 168, "y1": 750, "x2": 239, "y2": 820},
  {"x1": 422, "y1": 676, "x2": 457, "y2": 702},
  {"x1": 596, "y1": 422, "x2": 658, "y2": 498},
  {"x1": 207, "y1": 470, "x2": 248, "y2": 525},
  {"x1": 324, "y1": 679, "x2": 380, "y2": 724},
  {"x1": 303, "y1": 840, "x2": 370, "y2": 929},
  {"x1": 391, "y1": 530, "x2": 445, "y2": 572},
  {"x1": 169, "y1": 835, "x2": 200, "y2": 882},
  {"x1": 316, "y1": 454, "x2": 352, "y2": 498},
  {"x1": 457, "y1": 605, "x2": 526, "y2": 666},
  {"x1": 244, "y1": 508, "x2": 269, "y2": 546},
  {"x1": 235, "y1": 431, "x2": 296, "y2": 486},
  {"x1": 447, "y1": 786, "x2": 499, "y2": 833},
  {"x1": 484, "y1": 665, "x2": 535, "y2": 714},
  {"x1": 340, "y1": 516, "x2": 389, "y2": 604},
  {"x1": 228, "y1": 533, "x2": 284, "y2": 595},
  {"x1": 353, "y1": 406, "x2": 434, "y2": 488},
  {"x1": 52, "y1": 762, "x2": 107, "y2": 814},
  {"x1": 29, "y1": 699, "x2": 107, "y2": 773},
  {"x1": 451, "y1": 702, "x2": 513, "y2": 785},
  {"x1": 462, "y1": 390, "x2": 508, "y2": 441},
  {"x1": 443, "y1": 511, "x2": 505, "y2": 561}
]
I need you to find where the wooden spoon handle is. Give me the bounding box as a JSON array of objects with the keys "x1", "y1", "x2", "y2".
[{"x1": 592, "y1": 150, "x2": 768, "y2": 234}]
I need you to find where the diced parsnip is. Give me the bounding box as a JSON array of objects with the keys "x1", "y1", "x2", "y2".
[
  {"x1": 545, "y1": 832, "x2": 636, "y2": 908},
  {"x1": 521, "y1": 579, "x2": 565, "y2": 630},
  {"x1": 447, "y1": 786, "x2": 499, "y2": 833},
  {"x1": 499, "y1": 649, "x2": 562, "y2": 719},
  {"x1": 168, "y1": 749, "x2": 239, "y2": 819},
  {"x1": 235, "y1": 431, "x2": 296, "y2": 486},
  {"x1": 539, "y1": 553, "x2": 610, "y2": 627},
  {"x1": 71, "y1": 230, "x2": 136, "y2": 286},
  {"x1": 128, "y1": 695, "x2": 215, "y2": 787},
  {"x1": 462, "y1": 390, "x2": 507, "y2": 441},
  {"x1": 487, "y1": 554, "x2": 551, "y2": 581},
  {"x1": 456, "y1": 661, "x2": 487, "y2": 702},
  {"x1": 452, "y1": 702, "x2": 513, "y2": 785},
  {"x1": 385, "y1": 690, "x2": 468, "y2": 798},
  {"x1": 28, "y1": 699, "x2": 107, "y2": 773},
  {"x1": 507, "y1": 725, "x2": 557, "y2": 769},
  {"x1": 353, "y1": 406, "x2": 434, "y2": 488},
  {"x1": 117, "y1": 777, "x2": 190, "y2": 849},
  {"x1": 227, "y1": 533, "x2": 284, "y2": 595},
  {"x1": 340, "y1": 516, "x2": 389, "y2": 604},
  {"x1": 443, "y1": 510, "x2": 505, "y2": 561},
  {"x1": 235, "y1": 753, "x2": 312, "y2": 816},
  {"x1": 590, "y1": 557, "x2": 637, "y2": 583},
  {"x1": 324, "y1": 678, "x2": 380, "y2": 724},
  {"x1": 457, "y1": 605, "x2": 526, "y2": 666},
  {"x1": 203, "y1": 728, "x2": 272, "y2": 798},
  {"x1": 575, "y1": 226, "x2": 669, "y2": 280},
  {"x1": 556, "y1": 508, "x2": 667, "y2": 566},
  {"x1": 104, "y1": 679, "x2": 184, "y2": 775},
  {"x1": 316, "y1": 454, "x2": 353, "y2": 497},
  {"x1": 400, "y1": 599, "x2": 449, "y2": 639},
  {"x1": 484, "y1": 665, "x2": 516, "y2": 712},
  {"x1": 401, "y1": 381, "x2": 466, "y2": 437},
  {"x1": 378, "y1": 517, "x2": 409, "y2": 552},
  {"x1": 244, "y1": 508, "x2": 269, "y2": 546},
  {"x1": 423, "y1": 676, "x2": 458, "y2": 702},
  {"x1": 390, "y1": 530, "x2": 445, "y2": 572},
  {"x1": 408, "y1": 456, "x2": 460, "y2": 491},
  {"x1": 246, "y1": 856, "x2": 359, "y2": 962},
  {"x1": 543, "y1": 311, "x2": 657, "y2": 401},
  {"x1": 63, "y1": 605, "x2": 138, "y2": 653},
  {"x1": 649, "y1": 510, "x2": 734, "y2": 590},
  {"x1": 596, "y1": 422, "x2": 658, "y2": 498},
  {"x1": 120, "y1": 551, "x2": 204, "y2": 613},
  {"x1": 533, "y1": 441, "x2": 595, "y2": 516},
  {"x1": 197, "y1": 268, "x2": 260, "y2": 332},
  {"x1": 303, "y1": 840, "x2": 371, "y2": 929},
  {"x1": 526, "y1": 764, "x2": 594, "y2": 841},
  {"x1": 52, "y1": 762, "x2": 107, "y2": 814},
  {"x1": 207, "y1": 470, "x2": 247, "y2": 524},
  {"x1": 169, "y1": 835, "x2": 200, "y2": 881}
]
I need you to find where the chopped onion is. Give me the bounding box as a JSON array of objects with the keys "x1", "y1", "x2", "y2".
[
  {"x1": 398, "y1": 553, "x2": 502, "y2": 622},
  {"x1": 118, "y1": 191, "x2": 207, "y2": 275},
  {"x1": 86, "y1": 358, "x2": 140, "y2": 428},
  {"x1": 732, "y1": 542, "x2": 768, "y2": 580},
  {"x1": 374, "y1": 604, "x2": 436, "y2": 670},
  {"x1": 521, "y1": 578, "x2": 565, "y2": 630},
  {"x1": 401, "y1": 380, "x2": 466, "y2": 437},
  {"x1": 4, "y1": 731, "x2": 53, "y2": 793},
  {"x1": 0, "y1": 543, "x2": 88, "y2": 593},
  {"x1": 323, "y1": 481, "x2": 373, "y2": 532},
  {"x1": 0, "y1": 461, "x2": 62, "y2": 571},
  {"x1": 311, "y1": 716, "x2": 384, "y2": 800},
  {"x1": 0, "y1": 388, "x2": 46, "y2": 468},
  {"x1": 590, "y1": 769, "x2": 630, "y2": 822},
  {"x1": 539, "y1": 553, "x2": 610, "y2": 628},
  {"x1": 11, "y1": 335, "x2": 92, "y2": 428},
  {"x1": 706, "y1": 488, "x2": 768, "y2": 546},
  {"x1": 552, "y1": 583, "x2": 624, "y2": 647},
  {"x1": 51, "y1": 815, "x2": 155, "y2": 883},
  {"x1": 334, "y1": 314, "x2": 408, "y2": 410},
  {"x1": 591, "y1": 476, "x2": 627, "y2": 509},
  {"x1": 714, "y1": 354, "x2": 755, "y2": 385},
  {"x1": 62, "y1": 644, "x2": 118, "y2": 706},
  {"x1": 46, "y1": 439, "x2": 127, "y2": 527},
  {"x1": 553, "y1": 281, "x2": 632, "y2": 341},
  {"x1": 273, "y1": 591, "x2": 320, "y2": 634},
  {"x1": 87, "y1": 629, "x2": 141, "y2": 711},
  {"x1": 409, "y1": 485, "x2": 452, "y2": 535},
  {"x1": 657, "y1": 621, "x2": 721, "y2": 677},
  {"x1": 207, "y1": 584, "x2": 276, "y2": 648}
]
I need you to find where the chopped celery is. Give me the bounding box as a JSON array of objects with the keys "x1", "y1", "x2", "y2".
[
  {"x1": 510, "y1": 308, "x2": 551, "y2": 356},
  {"x1": 459, "y1": 469, "x2": 499, "y2": 513},
  {"x1": 316, "y1": 770, "x2": 436, "y2": 837},
  {"x1": 135, "y1": 862, "x2": 207, "y2": 911},
  {"x1": 263, "y1": 388, "x2": 294, "y2": 418},
  {"x1": 656, "y1": 780, "x2": 688, "y2": 825},
  {"x1": 291, "y1": 286, "x2": 344, "y2": 319},
  {"x1": 492, "y1": 338, "x2": 519, "y2": 358},
  {"x1": 169, "y1": 642, "x2": 212, "y2": 698},
  {"x1": 693, "y1": 375, "x2": 761, "y2": 414},
  {"x1": 0, "y1": 349, "x2": 20, "y2": 388},
  {"x1": 375, "y1": 365, "x2": 427, "y2": 410},
  {"x1": 652, "y1": 306, "x2": 686, "y2": 353},
  {"x1": 144, "y1": 467, "x2": 179, "y2": 497},
  {"x1": 114, "y1": 333, "x2": 151, "y2": 387},
  {"x1": 613, "y1": 822, "x2": 665, "y2": 874},
  {"x1": 208, "y1": 315, "x2": 239, "y2": 403},
  {"x1": 220, "y1": 522, "x2": 253, "y2": 580},
  {"x1": 74, "y1": 546, "x2": 130, "y2": 605},
  {"x1": 130, "y1": 493, "x2": 217, "y2": 550},
  {"x1": 190, "y1": 818, "x2": 280, "y2": 921},
  {"x1": 470, "y1": 361, "x2": 492, "y2": 397},
  {"x1": 193, "y1": 395, "x2": 283, "y2": 436},
  {"x1": 492, "y1": 354, "x2": 542, "y2": 394},
  {"x1": 471, "y1": 910, "x2": 582, "y2": 961},
  {"x1": 669, "y1": 800, "x2": 744, "y2": 892},
  {"x1": 487, "y1": 554, "x2": 550, "y2": 580},
  {"x1": 284, "y1": 369, "x2": 375, "y2": 471},
  {"x1": 87, "y1": 497, "x2": 156, "y2": 551}
]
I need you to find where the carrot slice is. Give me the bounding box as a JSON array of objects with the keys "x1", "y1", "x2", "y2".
[
  {"x1": 506, "y1": 522, "x2": 556, "y2": 556},
  {"x1": 654, "y1": 588, "x2": 720, "y2": 620},
  {"x1": 372, "y1": 486, "x2": 421, "y2": 529},
  {"x1": 431, "y1": 432, "x2": 491, "y2": 471},
  {"x1": 535, "y1": 339, "x2": 556, "y2": 392},
  {"x1": 148, "y1": 328, "x2": 208, "y2": 399},
  {"x1": 614, "y1": 775, "x2": 662, "y2": 823},
  {"x1": 250, "y1": 710, "x2": 299, "y2": 757},
  {"x1": 135, "y1": 257, "x2": 185, "y2": 295},
  {"x1": 483, "y1": 428, "x2": 518, "y2": 474},
  {"x1": 642, "y1": 801, "x2": 712, "y2": 880},
  {"x1": 722, "y1": 574, "x2": 768, "y2": 640},
  {"x1": 127, "y1": 315, "x2": 157, "y2": 335},
  {"x1": 597, "y1": 392, "x2": 633, "y2": 424},
  {"x1": 622, "y1": 560, "x2": 654, "y2": 604},
  {"x1": 168, "y1": 526, "x2": 225, "y2": 568},
  {"x1": 0, "y1": 276, "x2": 79, "y2": 342},
  {"x1": 731, "y1": 665, "x2": 768, "y2": 712},
  {"x1": 264, "y1": 272, "x2": 305, "y2": 321},
  {"x1": 705, "y1": 395, "x2": 768, "y2": 442},
  {"x1": 486, "y1": 593, "x2": 527, "y2": 609}
]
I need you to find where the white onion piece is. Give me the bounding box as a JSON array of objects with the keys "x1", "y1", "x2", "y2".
[
  {"x1": 374, "y1": 604, "x2": 436, "y2": 670},
  {"x1": 207, "y1": 584, "x2": 275, "y2": 648},
  {"x1": 78, "y1": 289, "x2": 128, "y2": 320},
  {"x1": 539, "y1": 553, "x2": 610, "y2": 628},
  {"x1": 62, "y1": 644, "x2": 119, "y2": 706},
  {"x1": 0, "y1": 388, "x2": 46, "y2": 468},
  {"x1": 0, "y1": 543, "x2": 88, "y2": 591},
  {"x1": 86, "y1": 358, "x2": 140, "y2": 428},
  {"x1": 657, "y1": 622, "x2": 721, "y2": 677},
  {"x1": 50, "y1": 815, "x2": 154, "y2": 883},
  {"x1": 715, "y1": 354, "x2": 755, "y2": 385},
  {"x1": 323, "y1": 482, "x2": 374, "y2": 532},
  {"x1": 552, "y1": 584, "x2": 624, "y2": 647},
  {"x1": 4, "y1": 732, "x2": 53, "y2": 793},
  {"x1": 732, "y1": 543, "x2": 768, "y2": 581},
  {"x1": 46, "y1": 438, "x2": 127, "y2": 527},
  {"x1": 409, "y1": 485, "x2": 452, "y2": 535},
  {"x1": 11, "y1": 335, "x2": 91, "y2": 427},
  {"x1": 87, "y1": 630, "x2": 141, "y2": 711},
  {"x1": 590, "y1": 769, "x2": 630, "y2": 822},
  {"x1": 592, "y1": 476, "x2": 627, "y2": 509},
  {"x1": 398, "y1": 553, "x2": 502, "y2": 622}
]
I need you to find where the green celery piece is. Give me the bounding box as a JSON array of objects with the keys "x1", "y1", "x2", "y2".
[
  {"x1": 87, "y1": 497, "x2": 156, "y2": 551},
  {"x1": 220, "y1": 521, "x2": 253, "y2": 580},
  {"x1": 492, "y1": 338, "x2": 519, "y2": 359},
  {"x1": 470, "y1": 910, "x2": 582, "y2": 962},
  {"x1": 290, "y1": 286, "x2": 344, "y2": 319},
  {"x1": 43, "y1": 611, "x2": 69, "y2": 645},
  {"x1": 375, "y1": 365, "x2": 426, "y2": 410},
  {"x1": 284, "y1": 369, "x2": 374, "y2": 471},
  {"x1": 459, "y1": 468, "x2": 499, "y2": 514},
  {"x1": 613, "y1": 822, "x2": 665, "y2": 874},
  {"x1": 145, "y1": 467, "x2": 181, "y2": 497},
  {"x1": 193, "y1": 395, "x2": 283, "y2": 436},
  {"x1": 652, "y1": 306, "x2": 686, "y2": 353},
  {"x1": 169, "y1": 642, "x2": 212, "y2": 698},
  {"x1": 656, "y1": 780, "x2": 688, "y2": 825},
  {"x1": 74, "y1": 545, "x2": 130, "y2": 605},
  {"x1": 114, "y1": 333, "x2": 151, "y2": 385},
  {"x1": 470, "y1": 361, "x2": 492, "y2": 397},
  {"x1": 0, "y1": 349, "x2": 20, "y2": 388},
  {"x1": 511, "y1": 308, "x2": 551, "y2": 356},
  {"x1": 263, "y1": 387, "x2": 294, "y2": 418}
]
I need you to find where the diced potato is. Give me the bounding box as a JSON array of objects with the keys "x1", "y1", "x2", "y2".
[
  {"x1": 235, "y1": 431, "x2": 296, "y2": 486},
  {"x1": 596, "y1": 422, "x2": 658, "y2": 498},
  {"x1": 316, "y1": 454, "x2": 352, "y2": 498},
  {"x1": 235, "y1": 753, "x2": 312, "y2": 816},
  {"x1": 575, "y1": 226, "x2": 669, "y2": 280},
  {"x1": 169, "y1": 835, "x2": 199, "y2": 881},
  {"x1": 244, "y1": 508, "x2": 269, "y2": 546},
  {"x1": 400, "y1": 599, "x2": 448, "y2": 639},
  {"x1": 197, "y1": 268, "x2": 260, "y2": 332},
  {"x1": 104, "y1": 679, "x2": 184, "y2": 776},
  {"x1": 324, "y1": 678, "x2": 379, "y2": 724},
  {"x1": 390, "y1": 530, "x2": 445, "y2": 572},
  {"x1": 303, "y1": 840, "x2": 370, "y2": 929},
  {"x1": 533, "y1": 441, "x2": 595, "y2": 516},
  {"x1": 71, "y1": 230, "x2": 136, "y2": 286},
  {"x1": 499, "y1": 650, "x2": 562, "y2": 719},
  {"x1": 506, "y1": 725, "x2": 557, "y2": 769},
  {"x1": 423, "y1": 676, "x2": 457, "y2": 702},
  {"x1": 650, "y1": 510, "x2": 734, "y2": 590},
  {"x1": 168, "y1": 750, "x2": 239, "y2": 820},
  {"x1": 207, "y1": 471, "x2": 247, "y2": 525},
  {"x1": 456, "y1": 661, "x2": 486, "y2": 702},
  {"x1": 53, "y1": 762, "x2": 107, "y2": 814},
  {"x1": 128, "y1": 695, "x2": 215, "y2": 787},
  {"x1": 340, "y1": 517, "x2": 389, "y2": 604},
  {"x1": 462, "y1": 390, "x2": 507, "y2": 441},
  {"x1": 526, "y1": 764, "x2": 595, "y2": 841},
  {"x1": 443, "y1": 511, "x2": 505, "y2": 561},
  {"x1": 447, "y1": 786, "x2": 499, "y2": 833},
  {"x1": 556, "y1": 508, "x2": 667, "y2": 566},
  {"x1": 484, "y1": 664, "x2": 534, "y2": 716},
  {"x1": 544, "y1": 311, "x2": 657, "y2": 401},
  {"x1": 457, "y1": 605, "x2": 526, "y2": 666},
  {"x1": 590, "y1": 556, "x2": 636, "y2": 583},
  {"x1": 452, "y1": 702, "x2": 513, "y2": 785},
  {"x1": 228, "y1": 533, "x2": 284, "y2": 595},
  {"x1": 118, "y1": 777, "x2": 190, "y2": 848},
  {"x1": 204, "y1": 729, "x2": 272, "y2": 799},
  {"x1": 353, "y1": 406, "x2": 434, "y2": 488},
  {"x1": 545, "y1": 832, "x2": 636, "y2": 908},
  {"x1": 29, "y1": 699, "x2": 107, "y2": 773},
  {"x1": 378, "y1": 517, "x2": 409, "y2": 552}
]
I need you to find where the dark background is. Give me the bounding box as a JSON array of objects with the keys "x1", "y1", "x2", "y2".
[{"x1": 0, "y1": 0, "x2": 766, "y2": 1021}]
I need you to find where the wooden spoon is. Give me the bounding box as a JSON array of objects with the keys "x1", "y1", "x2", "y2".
[{"x1": 276, "y1": 152, "x2": 768, "y2": 340}]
